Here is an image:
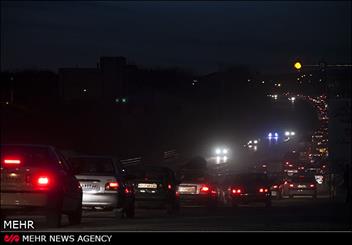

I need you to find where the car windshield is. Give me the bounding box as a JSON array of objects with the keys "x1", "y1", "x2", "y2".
[
  {"x1": 1, "y1": 145, "x2": 56, "y2": 167},
  {"x1": 69, "y1": 157, "x2": 115, "y2": 175},
  {"x1": 232, "y1": 174, "x2": 268, "y2": 185},
  {"x1": 179, "y1": 171, "x2": 208, "y2": 182},
  {"x1": 291, "y1": 176, "x2": 315, "y2": 183},
  {"x1": 128, "y1": 167, "x2": 167, "y2": 182}
]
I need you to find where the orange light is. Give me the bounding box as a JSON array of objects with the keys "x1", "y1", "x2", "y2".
[{"x1": 294, "y1": 62, "x2": 302, "y2": 70}]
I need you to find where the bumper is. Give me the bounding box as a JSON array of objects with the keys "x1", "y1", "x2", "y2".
[
  {"x1": 288, "y1": 189, "x2": 316, "y2": 196},
  {"x1": 179, "y1": 194, "x2": 215, "y2": 207},
  {"x1": 134, "y1": 193, "x2": 170, "y2": 208},
  {"x1": 82, "y1": 192, "x2": 119, "y2": 209},
  {"x1": 231, "y1": 193, "x2": 270, "y2": 204},
  {"x1": 1, "y1": 192, "x2": 48, "y2": 208}
]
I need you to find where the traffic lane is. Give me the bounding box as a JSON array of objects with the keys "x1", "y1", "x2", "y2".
[{"x1": 5, "y1": 198, "x2": 350, "y2": 231}]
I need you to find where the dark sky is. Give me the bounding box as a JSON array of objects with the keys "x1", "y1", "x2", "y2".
[{"x1": 1, "y1": 1, "x2": 351, "y2": 74}]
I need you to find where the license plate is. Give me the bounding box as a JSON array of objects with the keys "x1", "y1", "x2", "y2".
[
  {"x1": 178, "y1": 186, "x2": 196, "y2": 194},
  {"x1": 298, "y1": 185, "x2": 306, "y2": 188},
  {"x1": 81, "y1": 183, "x2": 99, "y2": 190},
  {"x1": 138, "y1": 183, "x2": 157, "y2": 189},
  {"x1": 271, "y1": 191, "x2": 277, "y2": 196}
]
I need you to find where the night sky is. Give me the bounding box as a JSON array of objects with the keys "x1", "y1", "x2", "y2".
[{"x1": 1, "y1": 1, "x2": 351, "y2": 74}]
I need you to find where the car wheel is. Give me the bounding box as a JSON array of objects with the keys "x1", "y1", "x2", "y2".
[
  {"x1": 46, "y1": 196, "x2": 62, "y2": 228},
  {"x1": 68, "y1": 203, "x2": 82, "y2": 225},
  {"x1": 46, "y1": 209, "x2": 62, "y2": 228},
  {"x1": 125, "y1": 201, "x2": 135, "y2": 218}
]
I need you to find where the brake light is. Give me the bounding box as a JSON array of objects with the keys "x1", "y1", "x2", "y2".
[
  {"x1": 259, "y1": 188, "x2": 268, "y2": 193},
  {"x1": 200, "y1": 185, "x2": 210, "y2": 193},
  {"x1": 231, "y1": 188, "x2": 242, "y2": 194},
  {"x1": 37, "y1": 177, "x2": 49, "y2": 185},
  {"x1": 167, "y1": 184, "x2": 172, "y2": 190},
  {"x1": 34, "y1": 174, "x2": 52, "y2": 190},
  {"x1": 105, "y1": 182, "x2": 119, "y2": 190},
  {"x1": 3, "y1": 159, "x2": 21, "y2": 167},
  {"x1": 310, "y1": 184, "x2": 315, "y2": 188},
  {"x1": 289, "y1": 184, "x2": 294, "y2": 188},
  {"x1": 125, "y1": 187, "x2": 131, "y2": 194},
  {"x1": 273, "y1": 185, "x2": 278, "y2": 189}
]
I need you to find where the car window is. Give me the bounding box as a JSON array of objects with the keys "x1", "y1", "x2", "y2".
[
  {"x1": 69, "y1": 157, "x2": 115, "y2": 175},
  {"x1": 1, "y1": 145, "x2": 57, "y2": 167}
]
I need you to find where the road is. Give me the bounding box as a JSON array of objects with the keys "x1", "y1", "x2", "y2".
[{"x1": 6, "y1": 198, "x2": 350, "y2": 232}]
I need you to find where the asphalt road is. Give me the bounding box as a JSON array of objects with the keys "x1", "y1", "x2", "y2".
[{"x1": 5, "y1": 198, "x2": 350, "y2": 232}]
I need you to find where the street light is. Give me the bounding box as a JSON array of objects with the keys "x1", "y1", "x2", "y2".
[{"x1": 294, "y1": 62, "x2": 302, "y2": 70}]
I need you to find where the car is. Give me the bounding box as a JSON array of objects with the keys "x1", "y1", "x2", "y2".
[
  {"x1": 286, "y1": 175, "x2": 317, "y2": 199},
  {"x1": 177, "y1": 169, "x2": 218, "y2": 211},
  {"x1": 0, "y1": 144, "x2": 83, "y2": 228},
  {"x1": 269, "y1": 181, "x2": 283, "y2": 199},
  {"x1": 68, "y1": 155, "x2": 135, "y2": 218},
  {"x1": 125, "y1": 165, "x2": 179, "y2": 214},
  {"x1": 221, "y1": 173, "x2": 271, "y2": 207}
]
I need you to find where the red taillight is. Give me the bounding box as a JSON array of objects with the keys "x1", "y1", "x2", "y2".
[
  {"x1": 310, "y1": 184, "x2": 315, "y2": 188},
  {"x1": 273, "y1": 185, "x2": 278, "y2": 189},
  {"x1": 105, "y1": 182, "x2": 119, "y2": 190},
  {"x1": 34, "y1": 174, "x2": 52, "y2": 190},
  {"x1": 259, "y1": 188, "x2": 268, "y2": 193},
  {"x1": 200, "y1": 185, "x2": 210, "y2": 193},
  {"x1": 3, "y1": 159, "x2": 21, "y2": 167},
  {"x1": 231, "y1": 188, "x2": 242, "y2": 194},
  {"x1": 37, "y1": 177, "x2": 49, "y2": 185},
  {"x1": 289, "y1": 184, "x2": 294, "y2": 188},
  {"x1": 124, "y1": 187, "x2": 131, "y2": 194},
  {"x1": 167, "y1": 184, "x2": 172, "y2": 190}
]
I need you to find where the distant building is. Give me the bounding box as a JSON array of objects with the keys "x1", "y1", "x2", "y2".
[{"x1": 59, "y1": 57, "x2": 127, "y2": 102}]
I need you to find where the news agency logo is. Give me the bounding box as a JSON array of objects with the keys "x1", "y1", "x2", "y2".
[{"x1": 4, "y1": 234, "x2": 20, "y2": 243}]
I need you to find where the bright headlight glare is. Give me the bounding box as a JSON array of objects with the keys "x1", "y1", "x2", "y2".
[{"x1": 223, "y1": 149, "x2": 228, "y2": 154}]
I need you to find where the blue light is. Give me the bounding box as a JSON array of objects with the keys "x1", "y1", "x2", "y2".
[
  {"x1": 268, "y1": 133, "x2": 272, "y2": 137},
  {"x1": 274, "y1": 133, "x2": 278, "y2": 137}
]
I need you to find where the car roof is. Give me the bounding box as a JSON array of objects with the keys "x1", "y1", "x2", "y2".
[
  {"x1": 69, "y1": 155, "x2": 117, "y2": 159},
  {"x1": 1, "y1": 144, "x2": 55, "y2": 149}
]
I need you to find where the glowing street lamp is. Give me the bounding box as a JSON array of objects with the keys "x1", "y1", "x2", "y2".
[{"x1": 294, "y1": 62, "x2": 302, "y2": 70}]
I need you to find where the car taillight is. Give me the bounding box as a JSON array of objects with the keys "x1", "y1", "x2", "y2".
[
  {"x1": 259, "y1": 188, "x2": 268, "y2": 193},
  {"x1": 34, "y1": 174, "x2": 52, "y2": 190},
  {"x1": 231, "y1": 188, "x2": 242, "y2": 194},
  {"x1": 310, "y1": 184, "x2": 315, "y2": 188},
  {"x1": 200, "y1": 185, "x2": 210, "y2": 193},
  {"x1": 289, "y1": 184, "x2": 294, "y2": 188},
  {"x1": 124, "y1": 187, "x2": 131, "y2": 194},
  {"x1": 105, "y1": 182, "x2": 119, "y2": 190},
  {"x1": 37, "y1": 177, "x2": 49, "y2": 185},
  {"x1": 2, "y1": 159, "x2": 21, "y2": 167},
  {"x1": 273, "y1": 185, "x2": 278, "y2": 189},
  {"x1": 167, "y1": 184, "x2": 172, "y2": 190}
]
